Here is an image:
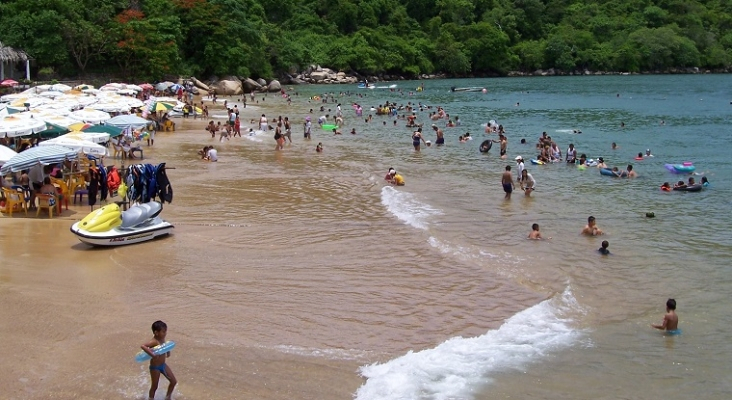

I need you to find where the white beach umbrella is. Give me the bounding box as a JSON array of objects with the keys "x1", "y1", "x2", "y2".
[
  {"x1": 105, "y1": 114, "x2": 149, "y2": 129},
  {"x1": 0, "y1": 145, "x2": 78, "y2": 174},
  {"x1": 40, "y1": 136, "x2": 108, "y2": 156},
  {"x1": 0, "y1": 145, "x2": 17, "y2": 164},
  {"x1": 49, "y1": 83, "x2": 72, "y2": 92},
  {"x1": 126, "y1": 84, "x2": 143, "y2": 92},
  {"x1": 40, "y1": 115, "x2": 82, "y2": 128},
  {"x1": 69, "y1": 108, "x2": 111, "y2": 124},
  {"x1": 0, "y1": 115, "x2": 47, "y2": 138},
  {"x1": 39, "y1": 91, "x2": 64, "y2": 99},
  {"x1": 63, "y1": 131, "x2": 111, "y2": 144}
]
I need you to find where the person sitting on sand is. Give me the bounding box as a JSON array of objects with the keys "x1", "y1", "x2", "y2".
[
  {"x1": 206, "y1": 146, "x2": 218, "y2": 162},
  {"x1": 581, "y1": 216, "x2": 604, "y2": 236}
]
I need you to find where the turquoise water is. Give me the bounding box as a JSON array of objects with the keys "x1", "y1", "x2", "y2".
[{"x1": 283, "y1": 75, "x2": 732, "y2": 399}]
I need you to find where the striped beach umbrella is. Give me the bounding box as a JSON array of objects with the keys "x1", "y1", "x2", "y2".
[{"x1": 0, "y1": 145, "x2": 78, "y2": 174}]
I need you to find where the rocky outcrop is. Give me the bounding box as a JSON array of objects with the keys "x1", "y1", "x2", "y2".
[
  {"x1": 214, "y1": 79, "x2": 243, "y2": 95},
  {"x1": 267, "y1": 80, "x2": 281, "y2": 92},
  {"x1": 242, "y1": 78, "x2": 262, "y2": 93},
  {"x1": 256, "y1": 78, "x2": 267, "y2": 87},
  {"x1": 293, "y1": 65, "x2": 359, "y2": 84},
  {"x1": 190, "y1": 76, "x2": 209, "y2": 91}
]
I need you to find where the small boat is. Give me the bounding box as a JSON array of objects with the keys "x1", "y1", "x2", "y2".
[
  {"x1": 357, "y1": 83, "x2": 375, "y2": 89},
  {"x1": 451, "y1": 86, "x2": 486, "y2": 92},
  {"x1": 70, "y1": 201, "x2": 173, "y2": 247}
]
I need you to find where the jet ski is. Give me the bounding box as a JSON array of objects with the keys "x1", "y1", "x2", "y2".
[
  {"x1": 357, "y1": 83, "x2": 375, "y2": 89},
  {"x1": 70, "y1": 201, "x2": 173, "y2": 247}
]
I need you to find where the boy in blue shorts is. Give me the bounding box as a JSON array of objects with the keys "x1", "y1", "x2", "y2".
[{"x1": 141, "y1": 320, "x2": 177, "y2": 400}]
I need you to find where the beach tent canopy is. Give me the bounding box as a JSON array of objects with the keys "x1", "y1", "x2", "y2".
[
  {"x1": 82, "y1": 124, "x2": 123, "y2": 138},
  {"x1": 0, "y1": 145, "x2": 17, "y2": 164}
]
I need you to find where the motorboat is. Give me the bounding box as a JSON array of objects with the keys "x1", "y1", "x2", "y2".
[
  {"x1": 357, "y1": 83, "x2": 375, "y2": 89},
  {"x1": 450, "y1": 86, "x2": 486, "y2": 92},
  {"x1": 70, "y1": 201, "x2": 173, "y2": 247}
]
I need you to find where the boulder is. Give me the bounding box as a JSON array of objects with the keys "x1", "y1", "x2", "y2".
[
  {"x1": 309, "y1": 71, "x2": 328, "y2": 81},
  {"x1": 190, "y1": 76, "x2": 209, "y2": 91},
  {"x1": 242, "y1": 78, "x2": 262, "y2": 93},
  {"x1": 256, "y1": 78, "x2": 267, "y2": 86},
  {"x1": 290, "y1": 77, "x2": 307, "y2": 85},
  {"x1": 267, "y1": 80, "x2": 281, "y2": 92},
  {"x1": 214, "y1": 80, "x2": 242, "y2": 95}
]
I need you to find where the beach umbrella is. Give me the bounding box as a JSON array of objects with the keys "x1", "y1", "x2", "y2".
[
  {"x1": 48, "y1": 83, "x2": 72, "y2": 92},
  {"x1": 169, "y1": 83, "x2": 182, "y2": 92},
  {"x1": 40, "y1": 136, "x2": 108, "y2": 156},
  {"x1": 68, "y1": 122, "x2": 93, "y2": 131},
  {"x1": 155, "y1": 82, "x2": 174, "y2": 91},
  {"x1": 116, "y1": 88, "x2": 136, "y2": 95},
  {"x1": 62, "y1": 131, "x2": 111, "y2": 144},
  {"x1": 70, "y1": 108, "x2": 111, "y2": 124},
  {"x1": 0, "y1": 145, "x2": 17, "y2": 164},
  {"x1": 126, "y1": 84, "x2": 143, "y2": 92},
  {"x1": 139, "y1": 83, "x2": 154, "y2": 90},
  {"x1": 39, "y1": 91, "x2": 64, "y2": 99},
  {"x1": 0, "y1": 145, "x2": 78, "y2": 174},
  {"x1": 0, "y1": 115, "x2": 47, "y2": 138},
  {"x1": 82, "y1": 124, "x2": 123, "y2": 138},
  {"x1": 36, "y1": 122, "x2": 70, "y2": 139},
  {"x1": 0, "y1": 79, "x2": 19, "y2": 87},
  {"x1": 73, "y1": 84, "x2": 94, "y2": 91},
  {"x1": 105, "y1": 114, "x2": 149, "y2": 129},
  {"x1": 100, "y1": 83, "x2": 123, "y2": 92},
  {"x1": 40, "y1": 115, "x2": 80, "y2": 129},
  {"x1": 151, "y1": 102, "x2": 175, "y2": 112}
]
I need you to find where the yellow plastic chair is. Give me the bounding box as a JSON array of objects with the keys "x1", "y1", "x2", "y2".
[
  {"x1": 50, "y1": 177, "x2": 70, "y2": 211},
  {"x1": 1, "y1": 187, "x2": 28, "y2": 216},
  {"x1": 36, "y1": 194, "x2": 56, "y2": 218},
  {"x1": 68, "y1": 174, "x2": 88, "y2": 204},
  {"x1": 164, "y1": 120, "x2": 175, "y2": 131}
]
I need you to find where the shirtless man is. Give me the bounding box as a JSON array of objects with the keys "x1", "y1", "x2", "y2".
[
  {"x1": 432, "y1": 124, "x2": 445, "y2": 145},
  {"x1": 501, "y1": 165, "x2": 514, "y2": 199},
  {"x1": 626, "y1": 164, "x2": 638, "y2": 178},
  {"x1": 651, "y1": 299, "x2": 679, "y2": 332},
  {"x1": 493, "y1": 134, "x2": 508, "y2": 159},
  {"x1": 581, "y1": 216, "x2": 604, "y2": 236}
]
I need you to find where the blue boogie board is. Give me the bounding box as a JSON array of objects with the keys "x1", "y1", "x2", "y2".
[{"x1": 135, "y1": 341, "x2": 176, "y2": 363}]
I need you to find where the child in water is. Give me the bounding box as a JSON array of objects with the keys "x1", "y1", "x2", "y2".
[
  {"x1": 651, "y1": 298, "x2": 679, "y2": 333},
  {"x1": 528, "y1": 223, "x2": 551, "y2": 240},
  {"x1": 598, "y1": 240, "x2": 610, "y2": 255},
  {"x1": 141, "y1": 320, "x2": 177, "y2": 400},
  {"x1": 316, "y1": 143, "x2": 323, "y2": 153}
]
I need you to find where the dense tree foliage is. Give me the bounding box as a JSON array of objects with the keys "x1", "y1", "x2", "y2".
[{"x1": 1, "y1": 0, "x2": 731, "y2": 80}]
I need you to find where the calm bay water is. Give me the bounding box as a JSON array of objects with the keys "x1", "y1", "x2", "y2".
[{"x1": 2, "y1": 75, "x2": 731, "y2": 399}]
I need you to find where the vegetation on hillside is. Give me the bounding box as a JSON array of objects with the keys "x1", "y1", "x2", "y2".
[{"x1": 1, "y1": 0, "x2": 731, "y2": 81}]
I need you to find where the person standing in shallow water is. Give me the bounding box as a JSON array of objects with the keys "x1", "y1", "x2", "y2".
[
  {"x1": 412, "y1": 127, "x2": 425, "y2": 151},
  {"x1": 502, "y1": 165, "x2": 514, "y2": 199},
  {"x1": 651, "y1": 298, "x2": 679, "y2": 332}
]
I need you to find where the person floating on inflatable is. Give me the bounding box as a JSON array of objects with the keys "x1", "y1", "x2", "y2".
[
  {"x1": 635, "y1": 152, "x2": 644, "y2": 160},
  {"x1": 660, "y1": 182, "x2": 672, "y2": 191}
]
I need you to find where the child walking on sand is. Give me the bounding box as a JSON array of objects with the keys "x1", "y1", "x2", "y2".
[{"x1": 141, "y1": 320, "x2": 177, "y2": 400}]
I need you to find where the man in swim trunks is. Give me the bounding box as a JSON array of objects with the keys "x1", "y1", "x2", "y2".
[
  {"x1": 141, "y1": 320, "x2": 177, "y2": 400},
  {"x1": 493, "y1": 134, "x2": 507, "y2": 158},
  {"x1": 651, "y1": 298, "x2": 679, "y2": 332},
  {"x1": 581, "y1": 216, "x2": 603, "y2": 236},
  {"x1": 432, "y1": 124, "x2": 444, "y2": 145},
  {"x1": 502, "y1": 165, "x2": 514, "y2": 199}
]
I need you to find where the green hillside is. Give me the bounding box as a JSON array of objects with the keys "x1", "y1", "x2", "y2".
[{"x1": 1, "y1": 0, "x2": 731, "y2": 80}]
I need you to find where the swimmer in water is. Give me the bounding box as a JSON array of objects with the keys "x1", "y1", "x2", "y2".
[
  {"x1": 598, "y1": 240, "x2": 610, "y2": 255},
  {"x1": 645, "y1": 149, "x2": 653, "y2": 157},
  {"x1": 528, "y1": 223, "x2": 550, "y2": 240},
  {"x1": 612, "y1": 142, "x2": 619, "y2": 150},
  {"x1": 581, "y1": 216, "x2": 604, "y2": 236},
  {"x1": 651, "y1": 298, "x2": 679, "y2": 332},
  {"x1": 316, "y1": 143, "x2": 323, "y2": 153}
]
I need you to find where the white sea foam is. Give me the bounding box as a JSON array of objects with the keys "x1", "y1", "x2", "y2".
[
  {"x1": 355, "y1": 288, "x2": 583, "y2": 400},
  {"x1": 269, "y1": 344, "x2": 373, "y2": 361},
  {"x1": 243, "y1": 129, "x2": 266, "y2": 142},
  {"x1": 381, "y1": 186, "x2": 443, "y2": 230}
]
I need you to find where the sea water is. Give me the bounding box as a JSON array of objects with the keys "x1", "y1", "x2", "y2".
[{"x1": 281, "y1": 75, "x2": 732, "y2": 399}]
